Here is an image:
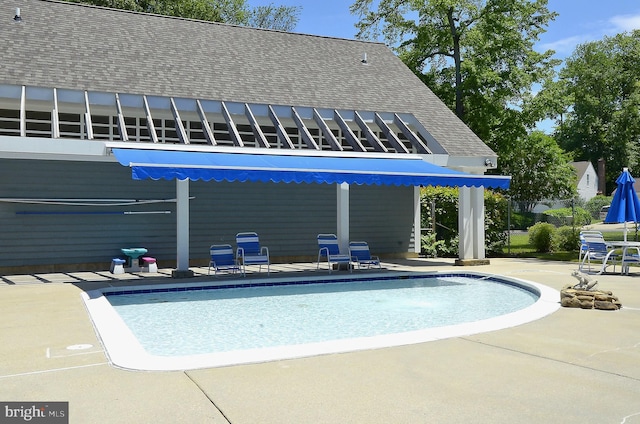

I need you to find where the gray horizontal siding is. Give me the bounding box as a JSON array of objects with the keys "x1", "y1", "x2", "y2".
[
  {"x1": 350, "y1": 185, "x2": 415, "y2": 254},
  {"x1": 188, "y1": 180, "x2": 337, "y2": 260},
  {"x1": 0, "y1": 159, "x2": 416, "y2": 271}
]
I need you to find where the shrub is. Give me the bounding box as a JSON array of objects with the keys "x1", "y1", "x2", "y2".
[
  {"x1": 543, "y1": 207, "x2": 591, "y2": 227},
  {"x1": 510, "y1": 211, "x2": 536, "y2": 230},
  {"x1": 528, "y1": 222, "x2": 557, "y2": 252},
  {"x1": 420, "y1": 232, "x2": 446, "y2": 257},
  {"x1": 554, "y1": 226, "x2": 581, "y2": 251},
  {"x1": 585, "y1": 196, "x2": 613, "y2": 220},
  {"x1": 420, "y1": 187, "x2": 508, "y2": 256}
]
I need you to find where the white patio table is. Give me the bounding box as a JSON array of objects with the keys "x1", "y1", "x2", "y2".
[{"x1": 599, "y1": 241, "x2": 640, "y2": 275}]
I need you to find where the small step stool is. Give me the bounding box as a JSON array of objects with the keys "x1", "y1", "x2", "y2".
[
  {"x1": 141, "y1": 256, "x2": 158, "y2": 273},
  {"x1": 110, "y1": 258, "x2": 126, "y2": 274}
]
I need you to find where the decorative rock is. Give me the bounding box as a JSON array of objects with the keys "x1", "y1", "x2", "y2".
[
  {"x1": 560, "y1": 285, "x2": 622, "y2": 310},
  {"x1": 559, "y1": 271, "x2": 622, "y2": 310}
]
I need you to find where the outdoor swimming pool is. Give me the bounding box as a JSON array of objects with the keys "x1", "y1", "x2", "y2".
[{"x1": 82, "y1": 272, "x2": 559, "y2": 370}]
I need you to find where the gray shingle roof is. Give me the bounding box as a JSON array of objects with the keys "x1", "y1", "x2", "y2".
[
  {"x1": 571, "y1": 161, "x2": 590, "y2": 181},
  {"x1": 0, "y1": 0, "x2": 495, "y2": 157}
]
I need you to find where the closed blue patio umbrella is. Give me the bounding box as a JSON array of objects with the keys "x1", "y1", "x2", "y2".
[{"x1": 604, "y1": 167, "x2": 640, "y2": 241}]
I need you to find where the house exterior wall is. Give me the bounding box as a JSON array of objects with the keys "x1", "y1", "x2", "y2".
[
  {"x1": 577, "y1": 163, "x2": 598, "y2": 201},
  {"x1": 0, "y1": 158, "x2": 414, "y2": 272}
]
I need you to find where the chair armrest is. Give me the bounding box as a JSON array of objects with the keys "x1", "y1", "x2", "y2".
[{"x1": 261, "y1": 246, "x2": 269, "y2": 257}]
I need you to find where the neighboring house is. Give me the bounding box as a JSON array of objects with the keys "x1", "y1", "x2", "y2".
[
  {"x1": 532, "y1": 161, "x2": 599, "y2": 213},
  {"x1": 572, "y1": 161, "x2": 599, "y2": 202},
  {"x1": 0, "y1": 0, "x2": 509, "y2": 274}
]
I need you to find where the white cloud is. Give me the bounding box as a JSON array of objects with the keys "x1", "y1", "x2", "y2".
[
  {"x1": 539, "y1": 35, "x2": 588, "y2": 55},
  {"x1": 540, "y1": 12, "x2": 640, "y2": 57},
  {"x1": 609, "y1": 13, "x2": 640, "y2": 32}
]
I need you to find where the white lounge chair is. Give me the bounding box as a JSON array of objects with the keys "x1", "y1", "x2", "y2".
[
  {"x1": 236, "y1": 232, "x2": 270, "y2": 276},
  {"x1": 578, "y1": 230, "x2": 603, "y2": 263},
  {"x1": 349, "y1": 241, "x2": 381, "y2": 270},
  {"x1": 317, "y1": 234, "x2": 352, "y2": 273},
  {"x1": 208, "y1": 244, "x2": 240, "y2": 276},
  {"x1": 579, "y1": 236, "x2": 618, "y2": 274}
]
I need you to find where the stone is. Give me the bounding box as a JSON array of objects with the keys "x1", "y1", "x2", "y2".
[{"x1": 559, "y1": 271, "x2": 622, "y2": 310}]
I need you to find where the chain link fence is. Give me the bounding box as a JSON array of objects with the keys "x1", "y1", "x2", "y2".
[{"x1": 419, "y1": 192, "x2": 634, "y2": 256}]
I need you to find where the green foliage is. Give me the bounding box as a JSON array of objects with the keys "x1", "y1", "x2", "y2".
[
  {"x1": 554, "y1": 226, "x2": 580, "y2": 252},
  {"x1": 501, "y1": 131, "x2": 577, "y2": 212},
  {"x1": 420, "y1": 186, "x2": 459, "y2": 256},
  {"x1": 551, "y1": 30, "x2": 640, "y2": 192},
  {"x1": 63, "y1": 0, "x2": 300, "y2": 30},
  {"x1": 420, "y1": 231, "x2": 446, "y2": 257},
  {"x1": 509, "y1": 211, "x2": 535, "y2": 230},
  {"x1": 420, "y1": 186, "x2": 508, "y2": 256},
  {"x1": 484, "y1": 190, "x2": 509, "y2": 255},
  {"x1": 542, "y1": 207, "x2": 591, "y2": 227},
  {"x1": 350, "y1": 0, "x2": 559, "y2": 155},
  {"x1": 247, "y1": 4, "x2": 301, "y2": 31},
  {"x1": 527, "y1": 222, "x2": 556, "y2": 253},
  {"x1": 585, "y1": 196, "x2": 613, "y2": 220}
]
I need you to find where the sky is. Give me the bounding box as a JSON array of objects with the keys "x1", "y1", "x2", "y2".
[{"x1": 248, "y1": 0, "x2": 640, "y2": 60}]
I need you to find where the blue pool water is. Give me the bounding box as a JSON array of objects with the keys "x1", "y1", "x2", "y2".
[{"x1": 107, "y1": 275, "x2": 538, "y2": 357}]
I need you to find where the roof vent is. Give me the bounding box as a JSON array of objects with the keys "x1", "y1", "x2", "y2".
[
  {"x1": 13, "y1": 7, "x2": 22, "y2": 22},
  {"x1": 361, "y1": 52, "x2": 368, "y2": 64}
]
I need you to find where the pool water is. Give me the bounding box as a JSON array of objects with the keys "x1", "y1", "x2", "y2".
[{"x1": 107, "y1": 276, "x2": 538, "y2": 357}]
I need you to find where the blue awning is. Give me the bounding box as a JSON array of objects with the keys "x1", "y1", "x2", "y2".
[{"x1": 112, "y1": 148, "x2": 511, "y2": 189}]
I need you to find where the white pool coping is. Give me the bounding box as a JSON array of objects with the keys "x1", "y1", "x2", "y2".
[{"x1": 81, "y1": 270, "x2": 560, "y2": 371}]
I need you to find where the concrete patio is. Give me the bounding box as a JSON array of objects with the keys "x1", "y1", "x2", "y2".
[{"x1": 1, "y1": 257, "x2": 639, "y2": 423}]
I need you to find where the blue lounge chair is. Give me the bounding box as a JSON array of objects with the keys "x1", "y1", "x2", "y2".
[
  {"x1": 236, "y1": 232, "x2": 270, "y2": 276},
  {"x1": 579, "y1": 236, "x2": 618, "y2": 274},
  {"x1": 349, "y1": 241, "x2": 381, "y2": 270},
  {"x1": 578, "y1": 230, "x2": 603, "y2": 263},
  {"x1": 317, "y1": 234, "x2": 352, "y2": 273},
  {"x1": 208, "y1": 244, "x2": 240, "y2": 276}
]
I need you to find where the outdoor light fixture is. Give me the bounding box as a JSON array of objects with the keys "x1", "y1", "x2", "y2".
[
  {"x1": 485, "y1": 158, "x2": 494, "y2": 167},
  {"x1": 13, "y1": 7, "x2": 22, "y2": 22}
]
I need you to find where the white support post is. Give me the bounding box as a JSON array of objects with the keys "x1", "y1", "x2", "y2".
[
  {"x1": 173, "y1": 178, "x2": 194, "y2": 277},
  {"x1": 458, "y1": 186, "x2": 473, "y2": 259},
  {"x1": 336, "y1": 182, "x2": 350, "y2": 253},
  {"x1": 471, "y1": 186, "x2": 485, "y2": 259},
  {"x1": 413, "y1": 186, "x2": 421, "y2": 254},
  {"x1": 458, "y1": 186, "x2": 488, "y2": 264}
]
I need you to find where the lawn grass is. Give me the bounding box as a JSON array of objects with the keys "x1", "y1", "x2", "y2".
[{"x1": 503, "y1": 230, "x2": 639, "y2": 262}]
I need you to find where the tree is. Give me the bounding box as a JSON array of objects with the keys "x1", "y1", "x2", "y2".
[
  {"x1": 550, "y1": 31, "x2": 640, "y2": 193},
  {"x1": 63, "y1": 0, "x2": 300, "y2": 31},
  {"x1": 247, "y1": 4, "x2": 301, "y2": 32},
  {"x1": 350, "y1": 0, "x2": 559, "y2": 154},
  {"x1": 500, "y1": 131, "x2": 576, "y2": 212}
]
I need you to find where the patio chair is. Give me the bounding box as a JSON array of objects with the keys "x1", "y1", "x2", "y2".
[
  {"x1": 579, "y1": 236, "x2": 619, "y2": 274},
  {"x1": 317, "y1": 234, "x2": 352, "y2": 273},
  {"x1": 621, "y1": 249, "x2": 640, "y2": 275},
  {"x1": 578, "y1": 230, "x2": 603, "y2": 263},
  {"x1": 236, "y1": 232, "x2": 270, "y2": 276},
  {"x1": 208, "y1": 244, "x2": 240, "y2": 276},
  {"x1": 349, "y1": 241, "x2": 381, "y2": 270}
]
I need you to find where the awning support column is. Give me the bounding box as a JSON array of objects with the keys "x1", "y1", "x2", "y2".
[
  {"x1": 172, "y1": 178, "x2": 194, "y2": 278},
  {"x1": 458, "y1": 186, "x2": 473, "y2": 259},
  {"x1": 457, "y1": 186, "x2": 487, "y2": 264},
  {"x1": 337, "y1": 183, "x2": 349, "y2": 254},
  {"x1": 413, "y1": 187, "x2": 421, "y2": 254},
  {"x1": 471, "y1": 186, "x2": 485, "y2": 259}
]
